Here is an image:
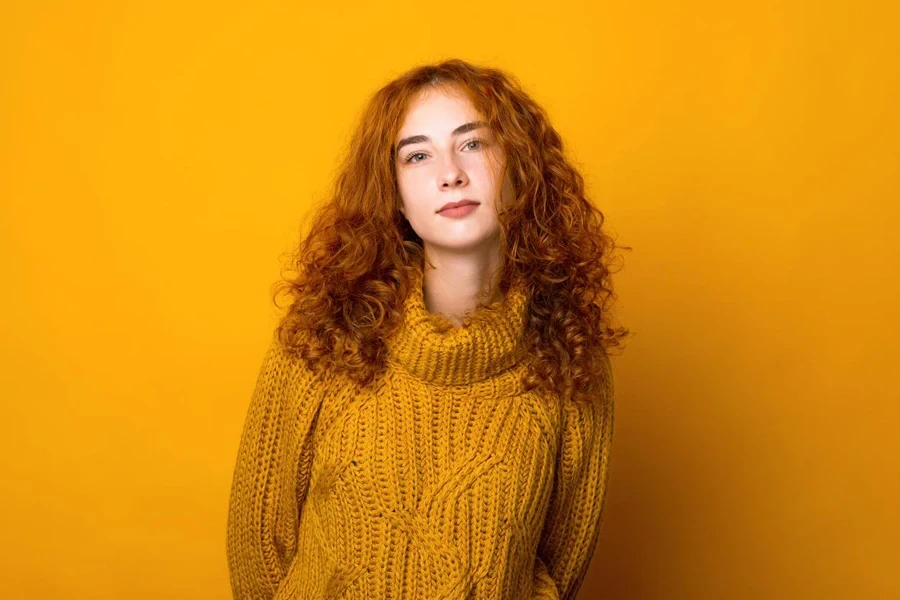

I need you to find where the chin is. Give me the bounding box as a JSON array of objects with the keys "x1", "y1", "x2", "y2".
[{"x1": 425, "y1": 232, "x2": 500, "y2": 250}]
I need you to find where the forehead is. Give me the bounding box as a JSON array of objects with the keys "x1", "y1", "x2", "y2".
[{"x1": 397, "y1": 87, "x2": 481, "y2": 136}]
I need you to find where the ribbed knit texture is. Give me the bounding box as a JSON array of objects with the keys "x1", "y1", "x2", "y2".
[{"x1": 227, "y1": 264, "x2": 615, "y2": 600}]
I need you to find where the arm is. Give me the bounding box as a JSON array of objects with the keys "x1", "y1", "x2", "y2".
[
  {"x1": 226, "y1": 332, "x2": 322, "y2": 599},
  {"x1": 537, "y1": 357, "x2": 616, "y2": 600}
]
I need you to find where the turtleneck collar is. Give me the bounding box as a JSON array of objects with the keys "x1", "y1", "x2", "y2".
[{"x1": 386, "y1": 261, "x2": 529, "y2": 386}]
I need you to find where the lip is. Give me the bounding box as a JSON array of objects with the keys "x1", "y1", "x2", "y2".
[{"x1": 437, "y1": 200, "x2": 480, "y2": 213}]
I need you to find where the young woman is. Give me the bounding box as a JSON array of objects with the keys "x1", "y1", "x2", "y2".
[{"x1": 226, "y1": 58, "x2": 629, "y2": 600}]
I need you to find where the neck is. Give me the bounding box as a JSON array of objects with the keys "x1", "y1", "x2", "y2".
[{"x1": 421, "y1": 242, "x2": 505, "y2": 328}]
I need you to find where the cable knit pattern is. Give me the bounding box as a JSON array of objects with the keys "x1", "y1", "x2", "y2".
[{"x1": 226, "y1": 264, "x2": 615, "y2": 600}]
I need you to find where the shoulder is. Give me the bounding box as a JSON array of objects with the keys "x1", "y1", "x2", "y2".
[
  {"x1": 562, "y1": 353, "x2": 614, "y2": 435},
  {"x1": 258, "y1": 328, "x2": 330, "y2": 393}
]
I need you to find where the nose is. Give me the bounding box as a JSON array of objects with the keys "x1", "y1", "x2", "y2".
[{"x1": 438, "y1": 153, "x2": 468, "y2": 189}]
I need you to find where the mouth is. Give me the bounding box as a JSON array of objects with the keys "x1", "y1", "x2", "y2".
[{"x1": 438, "y1": 200, "x2": 480, "y2": 213}]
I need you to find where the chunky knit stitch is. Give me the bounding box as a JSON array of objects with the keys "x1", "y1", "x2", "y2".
[{"x1": 226, "y1": 264, "x2": 615, "y2": 600}]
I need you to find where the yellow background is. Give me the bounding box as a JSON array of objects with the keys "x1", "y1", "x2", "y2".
[{"x1": 2, "y1": 1, "x2": 897, "y2": 598}]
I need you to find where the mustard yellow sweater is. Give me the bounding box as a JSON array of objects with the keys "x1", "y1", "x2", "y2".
[{"x1": 226, "y1": 266, "x2": 615, "y2": 600}]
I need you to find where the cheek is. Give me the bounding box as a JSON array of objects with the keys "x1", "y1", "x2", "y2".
[
  {"x1": 395, "y1": 175, "x2": 415, "y2": 211},
  {"x1": 477, "y1": 165, "x2": 506, "y2": 199},
  {"x1": 473, "y1": 155, "x2": 504, "y2": 186},
  {"x1": 397, "y1": 169, "x2": 428, "y2": 200}
]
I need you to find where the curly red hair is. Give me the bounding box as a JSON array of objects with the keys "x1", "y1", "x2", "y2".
[{"x1": 272, "y1": 58, "x2": 631, "y2": 408}]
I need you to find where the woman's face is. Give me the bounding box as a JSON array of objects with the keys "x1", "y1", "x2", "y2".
[{"x1": 394, "y1": 86, "x2": 513, "y2": 253}]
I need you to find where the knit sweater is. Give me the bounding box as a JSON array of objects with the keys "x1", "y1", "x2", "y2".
[{"x1": 226, "y1": 265, "x2": 615, "y2": 600}]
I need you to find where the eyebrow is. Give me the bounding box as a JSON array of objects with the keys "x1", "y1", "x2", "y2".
[{"x1": 395, "y1": 121, "x2": 487, "y2": 153}]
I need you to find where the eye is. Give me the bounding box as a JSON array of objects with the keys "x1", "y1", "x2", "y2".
[{"x1": 403, "y1": 138, "x2": 485, "y2": 164}]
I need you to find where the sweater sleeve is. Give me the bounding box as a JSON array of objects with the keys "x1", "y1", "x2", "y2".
[
  {"x1": 226, "y1": 332, "x2": 323, "y2": 599},
  {"x1": 537, "y1": 357, "x2": 615, "y2": 600}
]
